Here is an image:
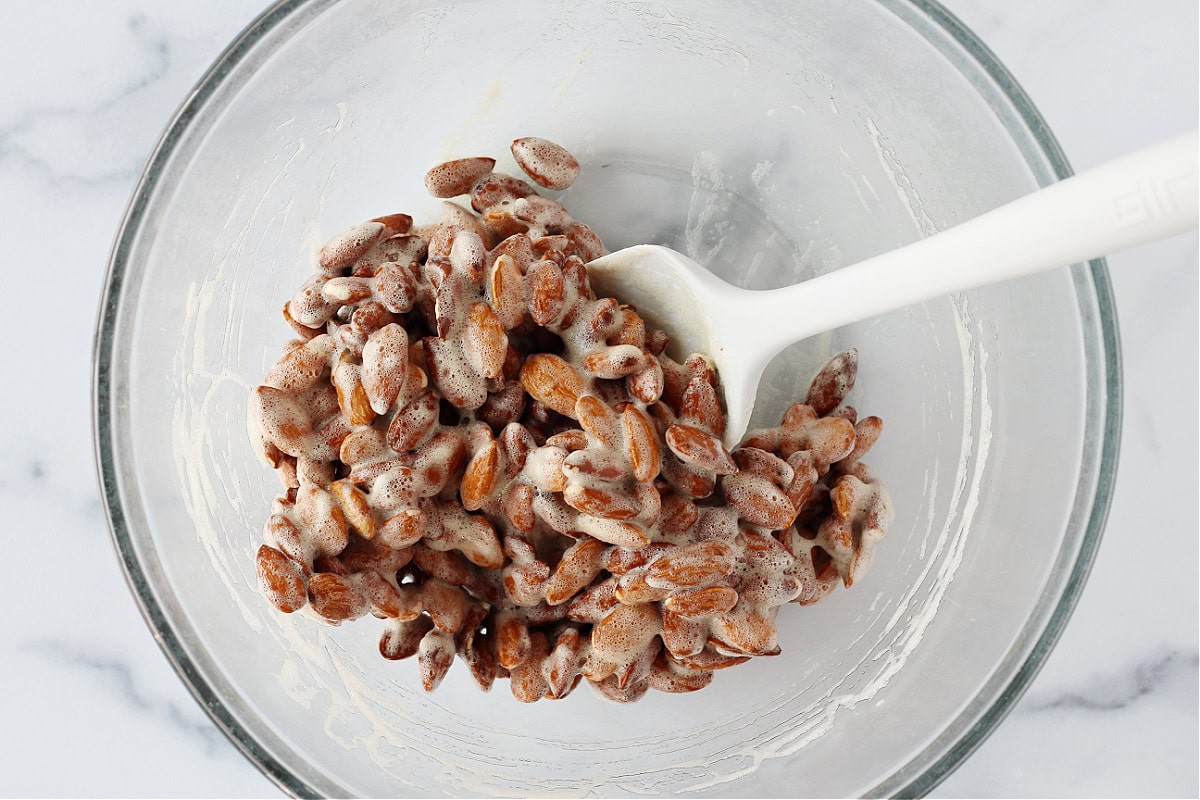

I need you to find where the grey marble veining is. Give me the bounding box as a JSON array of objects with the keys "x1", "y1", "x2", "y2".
[
  {"x1": 0, "y1": 0, "x2": 1195, "y2": 797},
  {"x1": 18, "y1": 639, "x2": 229, "y2": 755},
  {"x1": 1025, "y1": 649, "x2": 1198, "y2": 714}
]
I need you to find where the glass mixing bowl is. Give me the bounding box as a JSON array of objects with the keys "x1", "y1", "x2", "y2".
[{"x1": 94, "y1": 0, "x2": 1120, "y2": 795}]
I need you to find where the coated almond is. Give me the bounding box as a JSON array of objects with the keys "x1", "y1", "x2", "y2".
[
  {"x1": 806, "y1": 349, "x2": 858, "y2": 415},
  {"x1": 563, "y1": 484, "x2": 640, "y2": 520},
  {"x1": 255, "y1": 545, "x2": 307, "y2": 613},
  {"x1": 644, "y1": 540, "x2": 736, "y2": 590},
  {"x1": 665, "y1": 424, "x2": 736, "y2": 474},
  {"x1": 463, "y1": 302, "x2": 507, "y2": 380},
  {"x1": 622, "y1": 405, "x2": 661, "y2": 483},
  {"x1": 721, "y1": 471, "x2": 797, "y2": 529},
  {"x1": 460, "y1": 440, "x2": 501, "y2": 511},
  {"x1": 519, "y1": 353, "x2": 585, "y2": 417},
  {"x1": 330, "y1": 479, "x2": 375, "y2": 539},
  {"x1": 423, "y1": 157, "x2": 497, "y2": 198},
  {"x1": 510, "y1": 137, "x2": 580, "y2": 190},
  {"x1": 664, "y1": 586, "x2": 739, "y2": 618}
]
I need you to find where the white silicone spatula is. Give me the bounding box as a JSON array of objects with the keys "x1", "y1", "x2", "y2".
[{"x1": 587, "y1": 131, "x2": 1199, "y2": 446}]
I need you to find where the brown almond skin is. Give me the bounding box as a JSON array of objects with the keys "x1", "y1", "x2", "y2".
[
  {"x1": 418, "y1": 629, "x2": 456, "y2": 691},
  {"x1": 591, "y1": 603, "x2": 661, "y2": 660},
  {"x1": 308, "y1": 573, "x2": 368, "y2": 622},
  {"x1": 622, "y1": 405, "x2": 661, "y2": 483},
  {"x1": 256, "y1": 545, "x2": 307, "y2": 613},
  {"x1": 424, "y1": 157, "x2": 497, "y2": 198},
  {"x1": 544, "y1": 538, "x2": 607, "y2": 605},
  {"x1": 807, "y1": 349, "x2": 858, "y2": 415},
  {"x1": 379, "y1": 616, "x2": 434, "y2": 660},
  {"x1": 665, "y1": 424, "x2": 736, "y2": 475},
  {"x1": 563, "y1": 484, "x2": 640, "y2": 520},
  {"x1": 519, "y1": 353, "x2": 585, "y2": 417},
  {"x1": 460, "y1": 441, "x2": 501, "y2": 511},
  {"x1": 721, "y1": 472, "x2": 797, "y2": 529},
  {"x1": 510, "y1": 137, "x2": 581, "y2": 190},
  {"x1": 644, "y1": 541, "x2": 736, "y2": 590},
  {"x1": 665, "y1": 586, "x2": 740, "y2": 618}
]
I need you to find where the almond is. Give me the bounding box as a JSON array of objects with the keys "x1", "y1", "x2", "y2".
[
  {"x1": 603, "y1": 542, "x2": 673, "y2": 575},
  {"x1": 374, "y1": 260, "x2": 418, "y2": 313},
  {"x1": 566, "y1": 576, "x2": 620, "y2": 624},
  {"x1": 379, "y1": 616, "x2": 433, "y2": 661},
  {"x1": 510, "y1": 137, "x2": 580, "y2": 190},
  {"x1": 846, "y1": 415, "x2": 883, "y2": 463},
  {"x1": 679, "y1": 375, "x2": 725, "y2": 436},
  {"x1": 664, "y1": 586, "x2": 739, "y2": 618},
  {"x1": 470, "y1": 172, "x2": 537, "y2": 213},
  {"x1": 665, "y1": 424, "x2": 736, "y2": 474},
  {"x1": 721, "y1": 471, "x2": 797, "y2": 529},
  {"x1": 308, "y1": 572, "x2": 369, "y2": 622},
  {"x1": 330, "y1": 479, "x2": 375, "y2": 539},
  {"x1": 361, "y1": 323, "x2": 408, "y2": 415},
  {"x1": 417, "y1": 628, "x2": 456, "y2": 691},
  {"x1": 806, "y1": 349, "x2": 858, "y2": 415},
  {"x1": 544, "y1": 627, "x2": 586, "y2": 699},
  {"x1": 377, "y1": 508, "x2": 425, "y2": 549},
  {"x1": 582, "y1": 344, "x2": 646, "y2": 379},
  {"x1": 527, "y1": 259, "x2": 565, "y2": 326},
  {"x1": 621, "y1": 405, "x2": 661, "y2": 483},
  {"x1": 386, "y1": 392, "x2": 439, "y2": 453},
  {"x1": 574, "y1": 515, "x2": 650, "y2": 548},
  {"x1": 647, "y1": 651, "x2": 713, "y2": 693},
  {"x1": 519, "y1": 353, "x2": 584, "y2": 417},
  {"x1": 423, "y1": 157, "x2": 497, "y2": 198},
  {"x1": 255, "y1": 545, "x2": 307, "y2": 613},
  {"x1": 627, "y1": 356, "x2": 664, "y2": 403},
  {"x1": 614, "y1": 568, "x2": 670, "y2": 604},
  {"x1": 732, "y1": 446, "x2": 794, "y2": 487},
  {"x1": 508, "y1": 631, "x2": 550, "y2": 703},
  {"x1": 709, "y1": 608, "x2": 779, "y2": 657},
  {"x1": 332, "y1": 352, "x2": 376, "y2": 426},
  {"x1": 591, "y1": 603, "x2": 660, "y2": 660},
  {"x1": 423, "y1": 336, "x2": 488, "y2": 410},
  {"x1": 496, "y1": 614, "x2": 532, "y2": 669},
  {"x1": 252, "y1": 385, "x2": 312, "y2": 457},
  {"x1": 489, "y1": 253, "x2": 526, "y2": 329},
  {"x1": 562, "y1": 448, "x2": 625, "y2": 481},
  {"x1": 574, "y1": 394, "x2": 620, "y2": 449},
  {"x1": 659, "y1": 608, "x2": 706, "y2": 658},
  {"x1": 463, "y1": 301, "x2": 507, "y2": 379},
  {"x1": 318, "y1": 221, "x2": 384, "y2": 275},
  {"x1": 563, "y1": 484, "x2": 640, "y2": 520},
  {"x1": 460, "y1": 440, "x2": 500, "y2": 511},
  {"x1": 543, "y1": 538, "x2": 607, "y2": 606},
  {"x1": 422, "y1": 579, "x2": 470, "y2": 633},
  {"x1": 503, "y1": 482, "x2": 536, "y2": 531},
  {"x1": 644, "y1": 540, "x2": 735, "y2": 590}
]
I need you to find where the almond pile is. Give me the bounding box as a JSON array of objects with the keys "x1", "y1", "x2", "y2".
[{"x1": 248, "y1": 137, "x2": 893, "y2": 702}]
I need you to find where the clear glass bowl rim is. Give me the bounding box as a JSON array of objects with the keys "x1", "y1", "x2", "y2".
[{"x1": 91, "y1": 0, "x2": 1122, "y2": 796}]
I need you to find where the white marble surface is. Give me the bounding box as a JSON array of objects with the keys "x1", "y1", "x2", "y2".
[{"x1": 1, "y1": 1, "x2": 1195, "y2": 797}]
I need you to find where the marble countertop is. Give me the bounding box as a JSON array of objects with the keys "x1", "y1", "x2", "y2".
[{"x1": 2, "y1": 1, "x2": 1195, "y2": 796}]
